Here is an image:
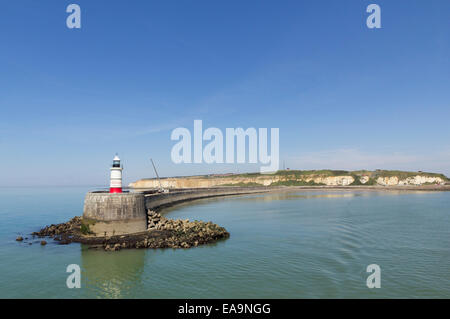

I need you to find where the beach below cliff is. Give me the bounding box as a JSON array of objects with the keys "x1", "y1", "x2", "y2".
[{"x1": 260, "y1": 184, "x2": 450, "y2": 192}]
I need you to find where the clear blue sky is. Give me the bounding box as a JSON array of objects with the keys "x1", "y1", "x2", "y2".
[{"x1": 1, "y1": 0, "x2": 449, "y2": 186}]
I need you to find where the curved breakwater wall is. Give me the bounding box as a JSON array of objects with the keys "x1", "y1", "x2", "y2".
[
  {"x1": 144, "y1": 187, "x2": 271, "y2": 212},
  {"x1": 83, "y1": 187, "x2": 270, "y2": 236}
]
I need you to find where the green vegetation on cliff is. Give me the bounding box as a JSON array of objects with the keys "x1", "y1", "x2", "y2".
[{"x1": 371, "y1": 170, "x2": 447, "y2": 180}]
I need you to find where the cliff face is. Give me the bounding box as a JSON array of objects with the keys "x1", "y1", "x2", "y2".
[
  {"x1": 130, "y1": 170, "x2": 447, "y2": 189},
  {"x1": 376, "y1": 176, "x2": 445, "y2": 186}
]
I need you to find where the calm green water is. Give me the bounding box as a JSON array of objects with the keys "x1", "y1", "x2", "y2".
[{"x1": 0, "y1": 187, "x2": 449, "y2": 298}]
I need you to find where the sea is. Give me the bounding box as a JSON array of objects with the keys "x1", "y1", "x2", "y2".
[{"x1": 0, "y1": 186, "x2": 449, "y2": 298}]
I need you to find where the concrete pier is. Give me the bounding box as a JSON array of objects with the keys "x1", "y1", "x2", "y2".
[
  {"x1": 82, "y1": 187, "x2": 272, "y2": 236},
  {"x1": 83, "y1": 192, "x2": 147, "y2": 236},
  {"x1": 144, "y1": 187, "x2": 271, "y2": 212}
]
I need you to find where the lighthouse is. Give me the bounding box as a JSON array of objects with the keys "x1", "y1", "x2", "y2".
[{"x1": 110, "y1": 154, "x2": 123, "y2": 193}]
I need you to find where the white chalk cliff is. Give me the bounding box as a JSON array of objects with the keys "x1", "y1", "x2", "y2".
[{"x1": 130, "y1": 171, "x2": 447, "y2": 189}]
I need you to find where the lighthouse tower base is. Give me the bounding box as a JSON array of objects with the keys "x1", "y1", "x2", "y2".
[{"x1": 82, "y1": 192, "x2": 147, "y2": 236}]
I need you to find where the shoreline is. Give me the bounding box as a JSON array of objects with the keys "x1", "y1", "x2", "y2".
[{"x1": 256, "y1": 185, "x2": 450, "y2": 192}]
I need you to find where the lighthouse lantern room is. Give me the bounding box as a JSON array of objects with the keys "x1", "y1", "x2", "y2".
[{"x1": 110, "y1": 154, "x2": 123, "y2": 193}]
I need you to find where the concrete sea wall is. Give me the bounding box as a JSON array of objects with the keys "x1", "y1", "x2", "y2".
[
  {"x1": 83, "y1": 192, "x2": 147, "y2": 235},
  {"x1": 83, "y1": 187, "x2": 270, "y2": 236},
  {"x1": 144, "y1": 187, "x2": 271, "y2": 212},
  {"x1": 82, "y1": 183, "x2": 450, "y2": 237}
]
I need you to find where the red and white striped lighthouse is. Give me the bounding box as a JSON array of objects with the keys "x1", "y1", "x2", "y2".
[{"x1": 110, "y1": 154, "x2": 123, "y2": 193}]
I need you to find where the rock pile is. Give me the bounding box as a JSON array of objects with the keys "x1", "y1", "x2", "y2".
[
  {"x1": 104, "y1": 217, "x2": 229, "y2": 251},
  {"x1": 147, "y1": 211, "x2": 164, "y2": 230},
  {"x1": 32, "y1": 216, "x2": 81, "y2": 237},
  {"x1": 148, "y1": 210, "x2": 197, "y2": 231},
  {"x1": 28, "y1": 213, "x2": 229, "y2": 252}
]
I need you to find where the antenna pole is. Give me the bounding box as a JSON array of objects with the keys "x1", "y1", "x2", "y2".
[{"x1": 150, "y1": 158, "x2": 163, "y2": 191}]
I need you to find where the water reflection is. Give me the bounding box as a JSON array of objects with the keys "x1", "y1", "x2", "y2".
[
  {"x1": 236, "y1": 190, "x2": 425, "y2": 203},
  {"x1": 80, "y1": 246, "x2": 146, "y2": 298},
  {"x1": 240, "y1": 191, "x2": 365, "y2": 202}
]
